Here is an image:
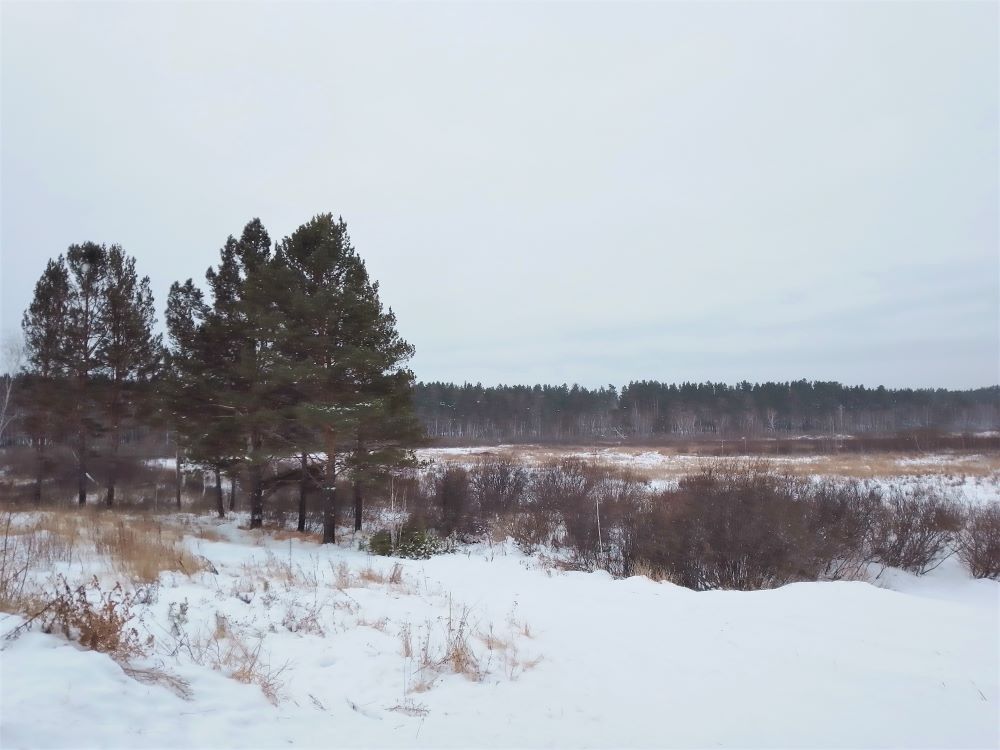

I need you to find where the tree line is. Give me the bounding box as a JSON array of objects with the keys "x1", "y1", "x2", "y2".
[
  {"x1": 413, "y1": 380, "x2": 999, "y2": 442},
  {"x1": 12, "y1": 215, "x2": 419, "y2": 542}
]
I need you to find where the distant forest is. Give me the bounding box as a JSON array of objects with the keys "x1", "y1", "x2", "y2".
[{"x1": 413, "y1": 381, "x2": 1000, "y2": 443}]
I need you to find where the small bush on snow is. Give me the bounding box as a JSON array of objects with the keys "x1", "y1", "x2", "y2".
[
  {"x1": 367, "y1": 526, "x2": 447, "y2": 559},
  {"x1": 958, "y1": 504, "x2": 1000, "y2": 579},
  {"x1": 868, "y1": 487, "x2": 964, "y2": 575},
  {"x1": 8, "y1": 574, "x2": 152, "y2": 661}
]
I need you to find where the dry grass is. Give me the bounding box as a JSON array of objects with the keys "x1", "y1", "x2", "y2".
[
  {"x1": 425, "y1": 445, "x2": 1000, "y2": 482},
  {"x1": 478, "y1": 627, "x2": 511, "y2": 652},
  {"x1": 121, "y1": 665, "x2": 193, "y2": 700},
  {"x1": 271, "y1": 528, "x2": 322, "y2": 544},
  {"x1": 182, "y1": 524, "x2": 227, "y2": 543},
  {"x1": 172, "y1": 612, "x2": 287, "y2": 704},
  {"x1": 332, "y1": 560, "x2": 352, "y2": 589},
  {"x1": 330, "y1": 560, "x2": 409, "y2": 593},
  {"x1": 358, "y1": 615, "x2": 389, "y2": 633},
  {"x1": 779, "y1": 453, "x2": 1000, "y2": 480},
  {"x1": 399, "y1": 622, "x2": 413, "y2": 657},
  {"x1": 92, "y1": 517, "x2": 209, "y2": 582},
  {"x1": 628, "y1": 559, "x2": 681, "y2": 585},
  {"x1": 0, "y1": 509, "x2": 212, "y2": 587},
  {"x1": 0, "y1": 512, "x2": 75, "y2": 612},
  {"x1": 399, "y1": 597, "x2": 542, "y2": 695},
  {"x1": 358, "y1": 562, "x2": 405, "y2": 586}
]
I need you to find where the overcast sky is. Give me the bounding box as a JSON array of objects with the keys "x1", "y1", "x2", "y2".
[{"x1": 2, "y1": 1, "x2": 997, "y2": 389}]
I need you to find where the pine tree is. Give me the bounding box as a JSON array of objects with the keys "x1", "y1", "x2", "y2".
[
  {"x1": 205, "y1": 219, "x2": 286, "y2": 528},
  {"x1": 165, "y1": 219, "x2": 286, "y2": 527},
  {"x1": 165, "y1": 279, "x2": 210, "y2": 510},
  {"x1": 165, "y1": 278, "x2": 243, "y2": 517},
  {"x1": 348, "y1": 369, "x2": 423, "y2": 531},
  {"x1": 99, "y1": 246, "x2": 161, "y2": 506},
  {"x1": 276, "y1": 214, "x2": 417, "y2": 543},
  {"x1": 21, "y1": 257, "x2": 71, "y2": 503},
  {"x1": 63, "y1": 243, "x2": 109, "y2": 505}
]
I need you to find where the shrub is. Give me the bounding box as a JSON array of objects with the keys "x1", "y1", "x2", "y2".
[
  {"x1": 436, "y1": 466, "x2": 471, "y2": 536},
  {"x1": 632, "y1": 462, "x2": 820, "y2": 590},
  {"x1": 367, "y1": 529, "x2": 394, "y2": 556},
  {"x1": 803, "y1": 480, "x2": 884, "y2": 580},
  {"x1": 8, "y1": 574, "x2": 151, "y2": 661},
  {"x1": 531, "y1": 460, "x2": 600, "y2": 553},
  {"x1": 868, "y1": 487, "x2": 964, "y2": 575},
  {"x1": 958, "y1": 505, "x2": 1000, "y2": 579},
  {"x1": 368, "y1": 525, "x2": 445, "y2": 559},
  {"x1": 492, "y1": 509, "x2": 558, "y2": 553},
  {"x1": 471, "y1": 456, "x2": 527, "y2": 516}
]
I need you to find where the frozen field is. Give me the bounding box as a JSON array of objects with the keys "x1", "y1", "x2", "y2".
[
  {"x1": 1, "y1": 510, "x2": 998, "y2": 750},
  {"x1": 417, "y1": 446, "x2": 1000, "y2": 505}
]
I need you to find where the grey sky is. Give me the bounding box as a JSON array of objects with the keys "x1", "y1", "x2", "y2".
[{"x1": 2, "y1": 1, "x2": 997, "y2": 389}]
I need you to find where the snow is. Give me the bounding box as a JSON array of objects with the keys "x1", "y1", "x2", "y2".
[
  {"x1": 896, "y1": 453, "x2": 986, "y2": 467},
  {"x1": 1, "y1": 518, "x2": 997, "y2": 749},
  {"x1": 143, "y1": 458, "x2": 177, "y2": 470},
  {"x1": 418, "y1": 447, "x2": 1000, "y2": 511}
]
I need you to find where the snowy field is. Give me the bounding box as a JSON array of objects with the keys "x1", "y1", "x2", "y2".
[
  {"x1": 1, "y1": 448, "x2": 998, "y2": 749},
  {"x1": 1, "y1": 511, "x2": 998, "y2": 750},
  {"x1": 417, "y1": 446, "x2": 1000, "y2": 505}
]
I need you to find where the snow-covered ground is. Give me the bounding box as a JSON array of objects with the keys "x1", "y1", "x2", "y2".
[{"x1": 1, "y1": 516, "x2": 998, "y2": 749}]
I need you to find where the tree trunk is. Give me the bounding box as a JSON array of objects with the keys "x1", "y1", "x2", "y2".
[
  {"x1": 32, "y1": 437, "x2": 44, "y2": 505},
  {"x1": 228, "y1": 474, "x2": 237, "y2": 511},
  {"x1": 214, "y1": 466, "x2": 225, "y2": 519},
  {"x1": 353, "y1": 435, "x2": 365, "y2": 532},
  {"x1": 175, "y1": 443, "x2": 182, "y2": 509},
  {"x1": 77, "y1": 431, "x2": 87, "y2": 505},
  {"x1": 322, "y1": 429, "x2": 337, "y2": 544},
  {"x1": 249, "y1": 431, "x2": 264, "y2": 529},
  {"x1": 353, "y1": 479, "x2": 363, "y2": 532},
  {"x1": 106, "y1": 428, "x2": 119, "y2": 507},
  {"x1": 297, "y1": 452, "x2": 308, "y2": 533},
  {"x1": 106, "y1": 388, "x2": 120, "y2": 507}
]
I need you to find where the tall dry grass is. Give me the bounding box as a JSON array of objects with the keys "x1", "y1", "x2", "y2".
[{"x1": 91, "y1": 516, "x2": 209, "y2": 582}]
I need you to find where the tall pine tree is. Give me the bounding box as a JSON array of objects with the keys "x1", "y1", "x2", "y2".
[
  {"x1": 63, "y1": 244, "x2": 109, "y2": 505},
  {"x1": 21, "y1": 258, "x2": 71, "y2": 503},
  {"x1": 276, "y1": 214, "x2": 417, "y2": 542},
  {"x1": 100, "y1": 246, "x2": 161, "y2": 506}
]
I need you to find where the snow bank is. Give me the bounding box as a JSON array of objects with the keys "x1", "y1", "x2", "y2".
[{"x1": 1, "y1": 520, "x2": 997, "y2": 749}]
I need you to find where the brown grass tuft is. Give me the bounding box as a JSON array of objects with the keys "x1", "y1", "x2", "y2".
[{"x1": 92, "y1": 517, "x2": 209, "y2": 582}]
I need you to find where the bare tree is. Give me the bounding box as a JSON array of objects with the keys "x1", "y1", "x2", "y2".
[{"x1": 0, "y1": 338, "x2": 24, "y2": 444}]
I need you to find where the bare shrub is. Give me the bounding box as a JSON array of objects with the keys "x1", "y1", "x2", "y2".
[
  {"x1": 869, "y1": 487, "x2": 964, "y2": 575},
  {"x1": 804, "y1": 480, "x2": 885, "y2": 580},
  {"x1": 471, "y1": 456, "x2": 527, "y2": 517},
  {"x1": 531, "y1": 460, "x2": 600, "y2": 554},
  {"x1": 958, "y1": 505, "x2": 1000, "y2": 579},
  {"x1": 491, "y1": 508, "x2": 558, "y2": 552},
  {"x1": 632, "y1": 461, "x2": 820, "y2": 591},
  {"x1": 8, "y1": 574, "x2": 151, "y2": 660},
  {"x1": 399, "y1": 622, "x2": 413, "y2": 657},
  {"x1": 436, "y1": 466, "x2": 471, "y2": 536}
]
